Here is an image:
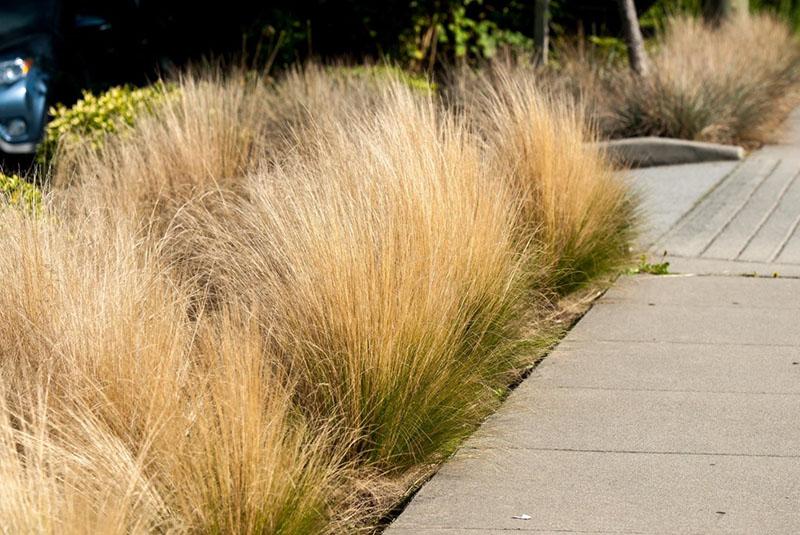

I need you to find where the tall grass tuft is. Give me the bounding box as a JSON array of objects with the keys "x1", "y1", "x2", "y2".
[
  {"x1": 165, "y1": 81, "x2": 529, "y2": 469},
  {"x1": 450, "y1": 63, "x2": 637, "y2": 292},
  {"x1": 51, "y1": 73, "x2": 276, "y2": 231},
  {"x1": 51, "y1": 65, "x2": 414, "y2": 235},
  {"x1": 605, "y1": 14, "x2": 800, "y2": 146},
  {"x1": 163, "y1": 311, "x2": 346, "y2": 534},
  {"x1": 0, "y1": 207, "x2": 346, "y2": 533}
]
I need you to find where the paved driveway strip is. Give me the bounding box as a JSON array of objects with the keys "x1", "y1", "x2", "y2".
[{"x1": 388, "y1": 112, "x2": 800, "y2": 534}]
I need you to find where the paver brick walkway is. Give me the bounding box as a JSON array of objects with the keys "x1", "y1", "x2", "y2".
[
  {"x1": 662, "y1": 156, "x2": 800, "y2": 264},
  {"x1": 387, "y1": 112, "x2": 800, "y2": 534},
  {"x1": 650, "y1": 108, "x2": 800, "y2": 276}
]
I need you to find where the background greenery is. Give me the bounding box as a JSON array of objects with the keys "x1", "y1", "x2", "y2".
[{"x1": 236, "y1": 0, "x2": 800, "y2": 68}]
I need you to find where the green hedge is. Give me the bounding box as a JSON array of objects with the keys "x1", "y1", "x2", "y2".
[
  {"x1": 0, "y1": 172, "x2": 41, "y2": 211},
  {"x1": 38, "y1": 82, "x2": 176, "y2": 164}
]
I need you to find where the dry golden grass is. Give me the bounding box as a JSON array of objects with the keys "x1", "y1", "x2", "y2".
[
  {"x1": 50, "y1": 73, "x2": 274, "y2": 232},
  {"x1": 604, "y1": 14, "x2": 800, "y2": 146},
  {"x1": 162, "y1": 312, "x2": 346, "y2": 534},
  {"x1": 1, "y1": 63, "x2": 636, "y2": 533},
  {"x1": 51, "y1": 65, "x2": 413, "y2": 237},
  {"x1": 0, "y1": 208, "x2": 347, "y2": 534},
  {"x1": 0, "y1": 389, "x2": 171, "y2": 534},
  {"x1": 9, "y1": 13, "x2": 800, "y2": 528},
  {"x1": 523, "y1": 14, "x2": 800, "y2": 147},
  {"x1": 165, "y1": 83, "x2": 528, "y2": 469},
  {"x1": 450, "y1": 62, "x2": 637, "y2": 292}
]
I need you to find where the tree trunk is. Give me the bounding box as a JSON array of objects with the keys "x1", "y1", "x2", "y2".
[
  {"x1": 703, "y1": 0, "x2": 749, "y2": 23},
  {"x1": 534, "y1": 0, "x2": 550, "y2": 65},
  {"x1": 616, "y1": 0, "x2": 651, "y2": 77}
]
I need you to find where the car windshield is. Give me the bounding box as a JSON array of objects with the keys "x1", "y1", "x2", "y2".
[{"x1": 0, "y1": 0, "x2": 58, "y2": 37}]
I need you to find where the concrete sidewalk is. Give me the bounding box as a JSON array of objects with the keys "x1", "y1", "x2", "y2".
[
  {"x1": 387, "y1": 115, "x2": 800, "y2": 534},
  {"x1": 643, "y1": 108, "x2": 800, "y2": 277}
]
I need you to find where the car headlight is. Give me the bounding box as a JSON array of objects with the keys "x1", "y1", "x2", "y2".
[
  {"x1": 4, "y1": 118, "x2": 27, "y2": 138},
  {"x1": 0, "y1": 58, "x2": 32, "y2": 85}
]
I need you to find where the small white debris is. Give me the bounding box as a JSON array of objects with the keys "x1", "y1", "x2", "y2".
[{"x1": 512, "y1": 514, "x2": 531, "y2": 520}]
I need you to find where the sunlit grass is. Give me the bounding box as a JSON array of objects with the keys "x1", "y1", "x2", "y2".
[{"x1": 0, "y1": 63, "x2": 636, "y2": 532}]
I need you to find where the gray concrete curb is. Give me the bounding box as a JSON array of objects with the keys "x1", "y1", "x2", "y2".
[{"x1": 599, "y1": 136, "x2": 745, "y2": 168}]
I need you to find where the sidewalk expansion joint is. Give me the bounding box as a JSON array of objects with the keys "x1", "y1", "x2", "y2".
[
  {"x1": 771, "y1": 211, "x2": 800, "y2": 262},
  {"x1": 566, "y1": 338, "x2": 800, "y2": 348},
  {"x1": 536, "y1": 385, "x2": 800, "y2": 396},
  {"x1": 459, "y1": 446, "x2": 800, "y2": 459},
  {"x1": 393, "y1": 528, "x2": 656, "y2": 534},
  {"x1": 593, "y1": 301, "x2": 800, "y2": 310}
]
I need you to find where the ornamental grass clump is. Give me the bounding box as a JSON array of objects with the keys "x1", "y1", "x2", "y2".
[
  {"x1": 52, "y1": 66, "x2": 401, "y2": 232},
  {"x1": 51, "y1": 73, "x2": 274, "y2": 229},
  {"x1": 0, "y1": 207, "x2": 347, "y2": 534},
  {"x1": 165, "y1": 81, "x2": 529, "y2": 469},
  {"x1": 451, "y1": 63, "x2": 637, "y2": 293},
  {"x1": 605, "y1": 14, "x2": 800, "y2": 146},
  {"x1": 2, "y1": 62, "x2": 637, "y2": 533}
]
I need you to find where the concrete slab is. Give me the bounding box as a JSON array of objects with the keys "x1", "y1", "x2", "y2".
[
  {"x1": 390, "y1": 276, "x2": 800, "y2": 534},
  {"x1": 389, "y1": 530, "x2": 601, "y2": 534},
  {"x1": 390, "y1": 450, "x2": 800, "y2": 533},
  {"x1": 468, "y1": 387, "x2": 800, "y2": 455},
  {"x1": 647, "y1": 119, "x2": 800, "y2": 267},
  {"x1": 703, "y1": 160, "x2": 800, "y2": 260},
  {"x1": 534, "y1": 341, "x2": 800, "y2": 394},
  {"x1": 601, "y1": 274, "x2": 800, "y2": 308},
  {"x1": 627, "y1": 161, "x2": 738, "y2": 248},
  {"x1": 569, "y1": 302, "x2": 800, "y2": 346},
  {"x1": 389, "y1": 530, "x2": 634, "y2": 534},
  {"x1": 738, "y1": 168, "x2": 800, "y2": 263},
  {"x1": 659, "y1": 157, "x2": 780, "y2": 258},
  {"x1": 777, "y1": 226, "x2": 800, "y2": 264}
]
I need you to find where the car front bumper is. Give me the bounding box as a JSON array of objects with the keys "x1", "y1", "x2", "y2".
[{"x1": 0, "y1": 138, "x2": 35, "y2": 154}]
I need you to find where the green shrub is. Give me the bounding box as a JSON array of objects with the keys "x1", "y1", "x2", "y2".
[
  {"x1": 38, "y1": 82, "x2": 176, "y2": 165},
  {"x1": 401, "y1": 0, "x2": 533, "y2": 70},
  {"x1": 0, "y1": 172, "x2": 41, "y2": 211}
]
